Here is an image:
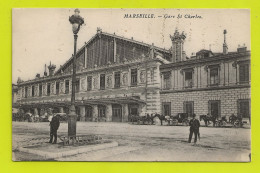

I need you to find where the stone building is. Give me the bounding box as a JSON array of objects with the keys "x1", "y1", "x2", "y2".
[
  {"x1": 16, "y1": 28, "x2": 251, "y2": 122},
  {"x1": 160, "y1": 30, "x2": 250, "y2": 119}
]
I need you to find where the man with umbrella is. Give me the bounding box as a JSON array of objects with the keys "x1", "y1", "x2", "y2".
[{"x1": 188, "y1": 114, "x2": 200, "y2": 144}]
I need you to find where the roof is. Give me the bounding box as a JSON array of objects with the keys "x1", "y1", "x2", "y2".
[
  {"x1": 161, "y1": 51, "x2": 251, "y2": 69},
  {"x1": 55, "y1": 31, "x2": 172, "y2": 75}
]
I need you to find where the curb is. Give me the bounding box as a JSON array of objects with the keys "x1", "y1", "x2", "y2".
[{"x1": 18, "y1": 141, "x2": 118, "y2": 159}]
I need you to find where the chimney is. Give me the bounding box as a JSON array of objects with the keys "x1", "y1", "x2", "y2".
[
  {"x1": 44, "y1": 64, "x2": 48, "y2": 76},
  {"x1": 36, "y1": 73, "x2": 40, "y2": 78},
  {"x1": 48, "y1": 61, "x2": 56, "y2": 76},
  {"x1": 237, "y1": 43, "x2": 247, "y2": 53},
  {"x1": 170, "y1": 29, "x2": 186, "y2": 62},
  {"x1": 223, "y1": 29, "x2": 228, "y2": 54}
]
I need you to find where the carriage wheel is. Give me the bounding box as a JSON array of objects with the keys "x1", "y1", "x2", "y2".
[
  {"x1": 234, "y1": 121, "x2": 240, "y2": 128},
  {"x1": 216, "y1": 121, "x2": 221, "y2": 127},
  {"x1": 172, "y1": 120, "x2": 178, "y2": 126}
]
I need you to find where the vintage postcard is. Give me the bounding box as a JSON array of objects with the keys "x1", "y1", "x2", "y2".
[{"x1": 12, "y1": 8, "x2": 251, "y2": 161}]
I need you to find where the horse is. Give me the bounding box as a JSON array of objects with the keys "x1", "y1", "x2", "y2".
[
  {"x1": 229, "y1": 114, "x2": 243, "y2": 127},
  {"x1": 153, "y1": 113, "x2": 168, "y2": 125},
  {"x1": 216, "y1": 116, "x2": 228, "y2": 127},
  {"x1": 199, "y1": 114, "x2": 218, "y2": 127},
  {"x1": 129, "y1": 114, "x2": 157, "y2": 125}
]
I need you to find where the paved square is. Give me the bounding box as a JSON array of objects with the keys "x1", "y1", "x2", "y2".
[{"x1": 12, "y1": 122, "x2": 251, "y2": 161}]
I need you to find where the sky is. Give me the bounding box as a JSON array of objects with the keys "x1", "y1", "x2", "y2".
[{"x1": 12, "y1": 8, "x2": 250, "y2": 84}]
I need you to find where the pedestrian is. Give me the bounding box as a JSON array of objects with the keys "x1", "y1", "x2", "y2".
[
  {"x1": 49, "y1": 114, "x2": 60, "y2": 144},
  {"x1": 188, "y1": 114, "x2": 200, "y2": 144}
]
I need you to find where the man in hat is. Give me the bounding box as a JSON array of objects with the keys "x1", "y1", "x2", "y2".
[
  {"x1": 49, "y1": 114, "x2": 60, "y2": 144},
  {"x1": 188, "y1": 114, "x2": 200, "y2": 143}
]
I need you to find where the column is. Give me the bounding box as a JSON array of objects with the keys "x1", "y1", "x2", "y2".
[
  {"x1": 139, "y1": 103, "x2": 146, "y2": 116},
  {"x1": 92, "y1": 105, "x2": 98, "y2": 121},
  {"x1": 34, "y1": 108, "x2": 38, "y2": 115},
  {"x1": 79, "y1": 106, "x2": 85, "y2": 121},
  {"x1": 122, "y1": 104, "x2": 129, "y2": 122},
  {"x1": 106, "y1": 104, "x2": 112, "y2": 122},
  {"x1": 59, "y1": 107, "x2": 64, "y2": 113}
]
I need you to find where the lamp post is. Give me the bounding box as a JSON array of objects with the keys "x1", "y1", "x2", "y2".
[{"x1": 68, "y1": 9, "x2": 84, "y2": 143}]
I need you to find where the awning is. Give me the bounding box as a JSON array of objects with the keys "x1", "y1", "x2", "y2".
[
  {"x1": 81, "y1": 96, "x2": 146, "y2": 105},
  {"x1": 19, "y1": 96, "x2": 146, "y2": 108}
]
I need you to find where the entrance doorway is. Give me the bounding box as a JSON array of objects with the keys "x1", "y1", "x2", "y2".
[
  {"x1": 183, "y1": 101, "x2": 194, "y2": 118},
  {"x1": 208, "y1": 100, "x2": 221, "y2": 118},
  {"x1": 238, "y1": 99, "x2": 250, "y2": 120},
  {"x1": 112, "y1": 104, "x2": 122, "y2": 122},
  {"x1": 76, "y1": 106, "x2": 80, "y2": 121},
  {"x1": 85, "y1": 105, "x2": 93, "y2": 121},
  {"x1": 162, "y1": 102, "x2": 171, "y2": 116},
  {"x1": 98, "y1": 105, "x2": 106, "y2": 121},
  {"x1": 128, "y1": 104, "x2": 139, "y2": 116}
]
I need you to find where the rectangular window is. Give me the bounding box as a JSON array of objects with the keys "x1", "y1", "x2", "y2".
[
  {"x1": 56, "y1": 82, "x2": 60, "y2": 95},
  {"x1": 98, "y1": 105, "x2": 106, "y2": 118},
  {"x1": 150, "y1": 68, "x2": 155, "y2": 82},
  {"x1": 208, "y1": 100, "x2": 221, "y2": 118},
  {"x1": 185, "y1": 71, "x2": 193, "y2": 88},
  {"x1": 131, "y1": 69, "x2": 137, "y2": 86},
  {"x1": 237, "y1": 99, "x2": 250, "y2": 118},
  {"x1": 47, "y1": 83, "x2": 51, "y2": 96},
  {"x1": 163, "y1": 72, "x2": 171, "y2": 89},
  {"x1": 65, "y1": 80, "x2": 69, "y2": 94},
  {"x1": 100, "y1": 74, "x2": 105, "y2": 90},
  {"x1": 210, "y1": 68, "x2": 219, "y2": 85},
  {"x1": 114, "y1": 72, "x2": 120, "y2": 88},
  {"x1": 239, "y1": 64, "x2": 249, "y2": 83},
  {"x1": 162, "y1": 102, "x2": 171, "y2": 116},
  {"x1": 75, "y1": 79, "x2": 80, "y2": 93},
  {"x1": 32, "y1": 86, "x2": 35, "y2": 97},
  {"x1": 87, "y1": 76, "x2": 92, "y2": 91},
  {"x1": 183, "y1": 101, "x2": 194, "y2": 117},
  {"x1": 39, "y1": 84, "x2": 42, "y2": 96},
  {"x1": 25, "y1": 87, "x2": 28, "y2": 98}
]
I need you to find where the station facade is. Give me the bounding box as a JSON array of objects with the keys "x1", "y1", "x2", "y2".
[{"x1": 15, "y1": 28, "x2": 251, "y2": 122}]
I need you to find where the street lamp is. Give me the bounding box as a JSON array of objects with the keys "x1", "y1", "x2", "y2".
[{"x1": 68, "y1": 9, "x2": 84, "y2": 143}]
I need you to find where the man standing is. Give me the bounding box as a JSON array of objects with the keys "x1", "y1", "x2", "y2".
[
  {"x1": 188, "y1": 114, "x2": 200, "y2": 144},
  {"x1": 49, "y1": 114, "x2": 60, "y2": 144}
]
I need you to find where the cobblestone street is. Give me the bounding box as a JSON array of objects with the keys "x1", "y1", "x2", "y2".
[{"x1": 12, "y1": 121, "x2": 251, "y2": 161}]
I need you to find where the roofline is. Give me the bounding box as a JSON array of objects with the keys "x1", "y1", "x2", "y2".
[
  {"x1": 160, "y1": 51, "x2": 251, "y2": 69},
  {"x1": 18, "y1": 57, "x2": 164, "y2": 86},
  {"x1": 55, "y1": 31, "x2": 172, "y2": 75}
]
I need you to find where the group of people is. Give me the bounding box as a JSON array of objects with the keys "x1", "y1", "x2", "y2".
[{"x1": 47, "y1": 113, "x2": 201, "y2": 145}]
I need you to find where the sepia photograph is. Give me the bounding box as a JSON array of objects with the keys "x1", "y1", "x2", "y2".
[{"x1": 12, "y1": 8, "x2": 251, "y2": 162}]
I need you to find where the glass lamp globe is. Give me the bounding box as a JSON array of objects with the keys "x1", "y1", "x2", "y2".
[{"x1": 72, "y1": 23, "x2": 79, "y2": 34}]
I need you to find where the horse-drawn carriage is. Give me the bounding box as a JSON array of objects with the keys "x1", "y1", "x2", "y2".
[
  {"x1": 200, "y1": 114, "x2": 249, "y2": 128},
  {"x1": 166, "y1": 113, "x2": 189, "y2": 126},
  {"x1": 228, "y1": 114, "x2": 250, "y2": 128},
  {"x1": 128, "y1": 114, "x2": 155, "y2": 125}
]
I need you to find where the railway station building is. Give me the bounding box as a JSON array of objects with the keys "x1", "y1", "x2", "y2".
[{"x1": 15, "y1": 28, "x2": 251, "y2": 122}]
